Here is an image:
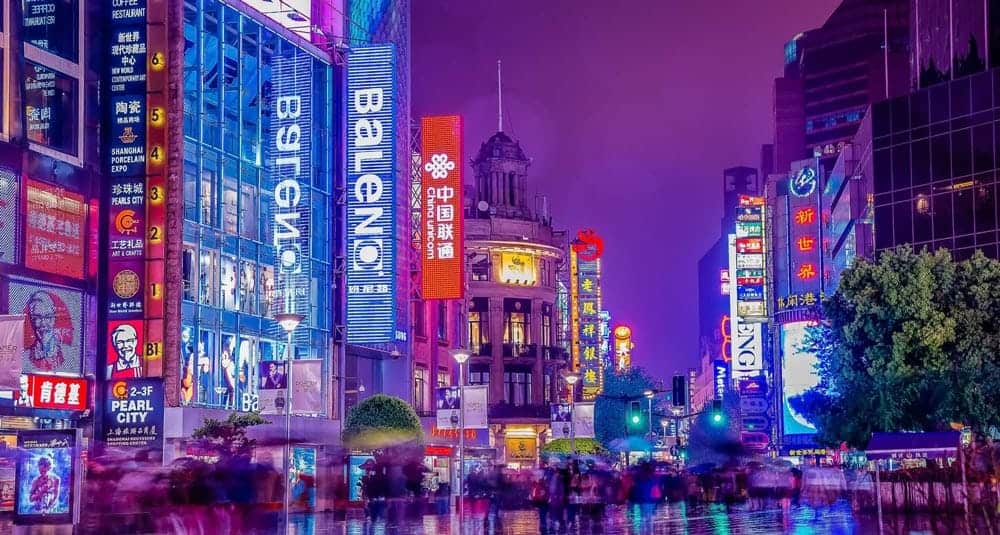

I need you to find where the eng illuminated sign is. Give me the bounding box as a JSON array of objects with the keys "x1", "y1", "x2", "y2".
[
  {"x1": 346, "y1": 44, "x2": 397, "y2": 343},
  {"x1": 270, "y1": 50, "x2": 313, "y2": 325},
  {"x1": 420, "y1": 115, "x2": 464, "y2": 299},
  {"x1": 728, "y1": 234, "x2": 764, "y2": 378}
]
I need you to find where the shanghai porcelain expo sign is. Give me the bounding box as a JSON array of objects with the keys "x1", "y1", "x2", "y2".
[
  {"x1": 346, "y1": 44, "x2": 397, "y2": 343},
  {"x1": 790, "y1": 166, "x2": 817, "y2": 198}
]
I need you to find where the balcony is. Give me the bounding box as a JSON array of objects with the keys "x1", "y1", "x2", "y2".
[
  {"x1": 542, "y1": 346, "x2": 568, "y2": 361},
  {"x1": 473, "y1": 342, "x2": 493, "y2": 357},
  {"x1": 489, "y1": 402, "x2": 549, "y2": 421},
  {"x1": 503, "y1": 343, "x2": 537, "y2": 359}
]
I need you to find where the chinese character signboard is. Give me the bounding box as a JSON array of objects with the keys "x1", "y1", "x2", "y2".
[
  {"x1": 728, "y1": 233, "x2": 764, "y2": 378},
  {"x1": 24, "y1": 180, "x2": 86, "y2": 279},
  {"x1": 16, "y1": 375, "x2": 87, "y2": 411},
  {"x1": 571, "y1": 229, "x2": 605, "y2": 400},
  {"x1": 785, "y1": 163, "x2": 824, "y2": 299},
  {"x1": 15, "y1": 430, "x2": 76, "y2": 525},
  {"x1": 612, "y1": 325, "x2": 632, "y2": 372},
  {"x1": 103, "y1": 378, "x2": 164, "y2": 452},
  {"x1": 346, "y1": 44, "x2": 397, "y2": 343},
  {"x1": 733, "y1": 195, "x2": 767, "y2": 323},
  {"x1": 420, "y1": 115, "x2": 464, "y2": 299}
]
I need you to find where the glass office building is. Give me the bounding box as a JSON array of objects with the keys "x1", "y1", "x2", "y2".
[
  {"x1": 178, "y1": 0, "x2": 336, "y2": 412},
  {"x1": 871, "y1": 69, "x2": 1000, "y2": 261}
]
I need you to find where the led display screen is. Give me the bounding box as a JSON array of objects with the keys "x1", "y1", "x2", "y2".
[
  {"x1": 290, "y1": 447, "x2": 316, "y2": 508},
  {"x1": 0, "y1": 169, "x2": 17, "y2": 265},
  {"x1": 8, "y1": 281, "x2": 82, "y2": 375},
  {"x1": 15, "y1": 430, "x2": 75, "y2": 524},
  {"x1": 420, "y1": 115, "x2": 464, "y2": 298},
  {"x1": 346, "y1": 44, "x2": 397, "y2": 343},
  {"x1": 781, "y1": 321, "x2": 820, "y2": 436},
  {"x1": 24, "y1": 61, "x2": 78, "y2": 156},
  {"x1": 24, "y1": 180, "x2": 86, "y2": 279}
]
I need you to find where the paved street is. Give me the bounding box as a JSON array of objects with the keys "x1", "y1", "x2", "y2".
[{"x1": 289, "y1": 503, "x2": 987, "y2": 535}]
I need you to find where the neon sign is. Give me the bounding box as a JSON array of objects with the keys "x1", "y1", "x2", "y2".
[{"x1": 790, "y1": 166, "x2": 817, "y2": 197}]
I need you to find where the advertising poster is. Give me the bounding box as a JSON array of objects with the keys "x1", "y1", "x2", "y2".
[
  {"x1": 237, "y1": 337, "x2": 259, "y2": 412},
  {"x1": 550, "y1": 404, "x2": 572, "y2": 439},
  {"x1": 103, "y1": 378, "x2": 164, "y2": 452},
  {"x1": 24, "y1": 179, "x2": 86, "y2": 279},
  {"x1": 180, "y1": 326, "x2": 196, "y2": 405},
  {"x1": 499, "y1": 252, "x2": 535, "y2": 286},
  {"x1": 420, "y1": 115, "x2": 465, "y2": 299},
  {"x1": 106, "y1": 319, "x2": 144, "y2": 380},
  {"x1": 782, "y1": 322, "x2": 820, "y2": 436},
  {"x1": 0, "y1": 315, "x2": 24, "y2": 389},
  {"x1": 258, "y1": 360, "x2": 287, "y2": 415},
  {"x1": 0, "y1": 168, "x2": 18, "y2": 265},
  {"x1": 348, "y1": 454, "x2": 373, "y2": 501},
  {"x1": 289, "y1": 447, "x2": 316, "y2": 509},
  {"x1": 292, "y1": 360, "x2": 323, "y2": 415},
  {"x1": 219, "y1": 334, "x2": 237, "y2": 410},
  {"x1": 573, "y1": 402, "x2": 596, "y2": 439},
  {"x1": 435, "y1": 386, "x2": 461, "y2": 430},
  {"x1": 0, "y1": 434, "x2": 16, "y2": 512},
  {"x1": 505, "y1": 437, "x2": 536, "y2": 463},
  {"x1": 15, "y1": 430, "x2": 75, "y2": 525},
  {"x1": 346, "y1": 44, "x2": 397, "y2": 343},
  {"x1": 462, "y1": 385, "x2": 488, "y2": 429},
  {"x1": 15, "y1": 375, "x2": 87, "y2": 411},
  {"x1": 9, "y1": 281, "x2": 82, "y2": 375}
]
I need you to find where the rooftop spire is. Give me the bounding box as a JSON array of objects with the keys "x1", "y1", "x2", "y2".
[{"x1": 497, "y1": 59, "x2": 503, "y2": 132}]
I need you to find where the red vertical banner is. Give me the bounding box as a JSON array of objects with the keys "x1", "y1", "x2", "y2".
[
  {"x1": 420, "y1": 116, "x2": 464, "y2": 299},
  {"x1": 144, "y1": 4, "x2": 168, "y2": 379}
]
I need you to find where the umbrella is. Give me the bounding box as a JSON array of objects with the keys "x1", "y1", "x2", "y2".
[
  {"x1": 608, "y1": 436, "x2": 653, "y2": 453},
  {"x1": 687, "y1": 462, "x2": 717, "y2": 475}
]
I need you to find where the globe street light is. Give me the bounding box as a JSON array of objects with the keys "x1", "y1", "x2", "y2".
[
  {"x1": 564, "y1": 372, "x2": 580, "y2": 454},
  {"x1": 452, "y1": 349, "x2": 470, "y2": 530},
  {"x1": 275, "y1": 312, "x2": 303, "y2": 535}
]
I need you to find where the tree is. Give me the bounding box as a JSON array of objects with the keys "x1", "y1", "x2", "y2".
[
  {"x1": 685, "y1": 393, "x2": 743, "y2": 467},
  {"x1": 342, "y1": 394, "x2": 423, "y2": 450},
  {"x1": 190, "y1": 412, "x2": 268, "y2": 458},
  {"x1": 540, "y1": 438, "x2": 607, "y2": 456},
  {"x1": 594, "y1": 367, "x2": 658, "y2": 448},
  {"x1": 801, "y1": 247, "x2": 1000, "y2": 447}
]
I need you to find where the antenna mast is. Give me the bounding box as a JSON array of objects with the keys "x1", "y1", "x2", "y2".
[{"x1": 497, "y1": 59, "x2": 503, "y2": 132}]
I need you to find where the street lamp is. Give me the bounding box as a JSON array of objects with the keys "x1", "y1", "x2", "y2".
[
  {"x1": 563, "y1": 372, "x2": 580, "y2": 454},
  {"x1": 275, "y1": 312, "x2": 303, "y2": 535},
  {"x1": 452, "y1": 349, "x2": 470, "y2": 530},
  {"x1": 643, "y1": 389, "x2": 655, "y2": 441},
  {"x1": 659, "y1": 417, "x2": 669, "y2": 440}
]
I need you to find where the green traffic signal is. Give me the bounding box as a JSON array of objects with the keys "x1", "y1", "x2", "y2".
[
  {"x1": 712, "y1": 412, "x2": 723, "y2": 424},
  {"x1": 631, "y1": 414, "x2": 640, "y2": 424}
]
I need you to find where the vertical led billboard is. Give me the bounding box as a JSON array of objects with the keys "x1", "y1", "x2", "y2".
[
  {"x1": 781, "y1": 321, "x2": 819, "y2": 436},
  {"x1": 269, "y1": 50, "x2": 313, "y2": 326},
  {"x1": 420, "y1": 115, "x2": 464, "y2": 299},
  {"x1": 346, "y1": 44, "x2": 397, "y2": 343},
  {"x1": 571, "y1": 230, "x2": 604, "y2": 400},
  {"x1": 729, "y1": 214, "x2": 765, "y2": 379}
]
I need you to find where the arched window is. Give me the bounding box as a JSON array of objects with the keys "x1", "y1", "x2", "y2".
[{"x1": 509, "y1": 172, "x2": 516, "y2": 205}]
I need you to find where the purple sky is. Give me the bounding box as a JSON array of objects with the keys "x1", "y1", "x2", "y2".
[{"x1": 412, "y1": 0, "x2": 840, "y2": 379}]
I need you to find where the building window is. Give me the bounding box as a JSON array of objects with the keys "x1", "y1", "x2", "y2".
[
  {"x1": 437, "y1": 301, "x2": 447, "y2": 341},
  {"x1": 199, "y1": 249, "x2": 218, "y2": 306},
  {"x1": 222, "y1": 162, "x2": 238, "y2": 234},
  {"x1": 504, "y1": 299, "x2": 529, "y2": 353},
  {"x1": 539, "y1": 259, "x2": 548, "y2": 286},
  {"x1": 437, "y1": 370, "x2": 450, "y2": 388},
  {"x1": 221, "y1": 255, "x2": 238, "y2": 311},
  {"x1": 469, "y1": 364, "x2": 490, "y2": 386},
  {"x1": 504, "y1": 368, "x2": 531, "y2": 406},
  {"x1": 239, "y1": 260, "x2": 257, "y2": 315},
  {"x1": 469, "y1": 311, "x2": 484, "y2": 355},
  {"x1": 201, "y1": 151, "x2": 218, "y2": 226},
  {"x1": 240, "y1": 183, "x2": 258, "y2": 240},
  {"x1": 182, "y1": 244, "x2": 197, "y2": 301},
  {"x1": 413, "y1": 300, "x2": 426, "y2": 337},
  {"x1": 542, "y1": 305, "x2": 552, "y2": 347},
  {"x1": 259, "y1": 265, "x2": 275, "y2": 317},
  {"x1": 471, "y1": 253, "x2": 490, "y2": 281},
  {"x1": 413, "y1": 366, "x2": 427, "y2": 413},
  {"x1": 544, "y1": 374, "x2": 552, "y2": 404}
]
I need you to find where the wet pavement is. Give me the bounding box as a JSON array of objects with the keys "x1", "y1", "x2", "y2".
[{"x1": 290, "y1": 502, "x2": 994, "y2": 535}]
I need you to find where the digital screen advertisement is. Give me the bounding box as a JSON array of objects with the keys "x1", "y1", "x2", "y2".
[
  {"x1": 9, "y1": 281, "x2": 83, "y2": 375},
  {"x1": 499, "y1": 252, "x2": 536, "y2": 286},
  {"x1": 346, "y1": 44, "x2": 397, "y2": 343},
  {"x1": 15, "y1": 430, "x2": 75, "y2": 525},
  {"x1": 0, "y1": 168, "x2": 18, "y2": 265},
  {"x1": 348, "y1": 454, "x2": 374, "y2": 502},
  {"x1": 290, "y1": 447, "x2": 316, "y2": 509},
  {"x1": 24, "y1": 180, "x2": 86, "y2": 279},
  {"x1": 781, "y1": 321, "x2": 820, "y2": 436},
  {"x1": 420, "y1": 115, "x2": 465, "y2": 299}
]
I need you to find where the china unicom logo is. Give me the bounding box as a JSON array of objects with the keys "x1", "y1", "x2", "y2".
[{"x1": 424, "y1": 153, "x2": 455, "y2": 179}]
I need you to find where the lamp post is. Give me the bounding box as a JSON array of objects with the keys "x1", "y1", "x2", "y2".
[
  {"x1": 643, "y1": 389, "x2": 655, "y2": 441},
  {"x1": 275, "y1": 312, "x2": 303, "y2": 535},
  {"x1": 564, "y1": 372, "x2": 580, "y2": 454},
  {"x1": 659, "y1": 417, "x2": 669, "y2": 441},
  {"x1": 452, "y1": 349, "x2": 470, "y2": 530}
]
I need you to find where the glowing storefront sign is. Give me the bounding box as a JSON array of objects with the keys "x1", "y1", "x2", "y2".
[
  {"x1": 612, "y1": 325, "x2": 632, "y2": 372},
  {"x1": 781, "y1": 321, "x2": 819, "y2": 436},
  {"x1": 270, "y1": 50, "x2": 313, "y2": 326},
  {"x1": 790, "y1": 166, "x2": 817, "y2": 197},
  {"x1": 713, "y1": 360, "x2": 727, "y2": 400},
  {"x1": 571, "y1": 229, "x2": 604, "y2": 399},
  {"x1": 728, "y1": 234, "x2": 764, "y2": 378},
  {"x1": 346, "y1": 44, "x2": 396, "y2": 343},
  {"x1": 420, "y1": 115, "x2": 464, "y2": 299},
  {"x1": 499, "y1": 252, "x2": 536, "y2": 286},
  {"x1": 24, "y1": 180, "x2": 86, "y2": 279},
  {"x1": 16, "y1": 374, "x2": 88, "y2": 411}
]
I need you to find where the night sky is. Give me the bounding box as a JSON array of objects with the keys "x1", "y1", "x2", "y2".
[{"x1": 412, "y1": 0, "x2": 840, "y2": 379}]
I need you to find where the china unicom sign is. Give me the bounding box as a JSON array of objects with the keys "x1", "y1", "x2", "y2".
[{"x1": 346, "y1": 44, "x2": 397, "y2": 343}]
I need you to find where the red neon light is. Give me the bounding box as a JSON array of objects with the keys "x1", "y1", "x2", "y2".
[
  {"x1": 797, "y1": 264, "x2": 818, "y2": 280},
  {"x1": 796, "y1": 236, "x2": 816, "y2": 252},
  {"x1": 794, "y1": 208, "x2": 816, "y2": 225},
  {"x1": 572, "y1": 229, "x2": 604, "y2": 261}
]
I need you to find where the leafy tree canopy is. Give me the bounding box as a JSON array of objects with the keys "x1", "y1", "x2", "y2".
[
  {"x1": 801, "y1": 247, "x2": 1000, "y2": 447},
  {"x1": 594, "y1": 367, "x2": 658, "y2": 448},
  {"x1": 343, "y1": 394, "x2": 423, "y2": 450},
  {"x1": 191, "y1": 412, "x2": 268, "y2": 458},
  {"x1": 540, "y1": 438, "x2": 607, "y2": 456}
]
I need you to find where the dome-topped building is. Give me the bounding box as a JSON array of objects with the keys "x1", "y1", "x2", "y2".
[{"x1": 472, "y1": 131, "x2": 532, "y2": 220}]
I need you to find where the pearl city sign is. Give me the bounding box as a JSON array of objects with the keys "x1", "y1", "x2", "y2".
[{"x1": 346, "y1": 45, "x2": 397, "y2": 343}]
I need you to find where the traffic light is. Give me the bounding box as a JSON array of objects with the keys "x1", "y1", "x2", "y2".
[
  {"x1": 672, "y1": 375, "x2": 686, "y2": 407},
  {"x1": 628, "y1": 400, "x2": 643, "y2": 432},
  {"x1": 711, "y1": 399, "x2": 724, "y2": 425}
]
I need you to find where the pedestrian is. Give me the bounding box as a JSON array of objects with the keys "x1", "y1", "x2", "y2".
[
  {"x1": 548, "y1": 465, "x2": 568, "y2": 532},
  {"x1": 566, "y1": 460, "x2": 582, "y2": 528},
  {"x1": 530, "y1": 471, "x2": 550, "y2": 533}
]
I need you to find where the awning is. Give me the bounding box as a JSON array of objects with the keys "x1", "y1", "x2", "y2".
[{"x1": 865, "y1": 431, "x2": 960, "y2": 460}]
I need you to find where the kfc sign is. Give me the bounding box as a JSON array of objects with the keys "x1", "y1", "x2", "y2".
[
  {"x1": 421, "y1": 116, "x2": 464, "y2": 299},
  {"x1": 16, "y1": 374, "x2": 88, "y2": 411}
]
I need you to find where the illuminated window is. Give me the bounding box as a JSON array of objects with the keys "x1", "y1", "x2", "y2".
[
  {"x1": 504, "y1": 367, "x2": 531, "y2": 406},
  {"x1": 259, "y1": 265, "x2": 275, "y2": 317},
  {"x1": 182, "y1": 244, "x2": 197, "y2": 301},
  {"x1": 437, "y1": 370, "x2": 449, "y2": 388},
  {"x1": 504, "y1": 310, "x2": 529, "y2": 351},
  {"x1": 542, "y1": 305, "x2": 552, "y2": 347},
  {"x1": 413, "y1": 366, "x2": 427, "y2": 413},
  {"x1": 199, "y1": 249, "x2": 218, "y2": 306},
  {"x1": 239, "y1": 260, "x2": 256, "y2": 315},
  {"x1": 471, "y1": 253, "x2": 490, "y2": 281},
  {"x1": 201, "y1": 152, "x2": 218, "y2": 227},
  {"x1": 221, "y1": 255, "x2": 238, "y2": 311},
  {"x1": 469, "y1": 311, "x2": 485, "y2": 354},
  {"x1": 469, "y1": 364, "x2": 490, "y2": 385},
  {"x1": 222, "y1": 160, "x2": 238, "y2": 234},
  {"x1": 544, "y1": 374, "x2": 552, "y2": 404}
]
